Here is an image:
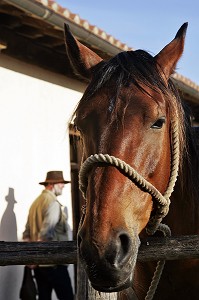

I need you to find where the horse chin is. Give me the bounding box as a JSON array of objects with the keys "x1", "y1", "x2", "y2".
[
  {"x1": 84, "y1": 259, "x2": 135, "y2": 293},
  {"x1": 91, "y1": 276, "x2": 132, "y2": 293}
]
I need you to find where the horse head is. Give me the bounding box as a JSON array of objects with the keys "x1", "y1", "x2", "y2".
[{"x1": 65, "y1": 23, "x2": 188, "y2": 292}]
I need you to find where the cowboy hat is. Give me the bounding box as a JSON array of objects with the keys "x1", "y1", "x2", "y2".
[{"x1": 39, "y1": 171, "x2": 70, "y2": 185}]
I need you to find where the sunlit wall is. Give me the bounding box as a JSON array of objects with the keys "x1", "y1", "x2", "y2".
[{"x1": 0, "y1": 55, "x2": 84, "y2": 299}]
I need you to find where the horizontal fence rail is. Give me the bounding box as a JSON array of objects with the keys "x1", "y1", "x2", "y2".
[{"x1": 0, "y1": 235, "x2": 199, "y2": 266}]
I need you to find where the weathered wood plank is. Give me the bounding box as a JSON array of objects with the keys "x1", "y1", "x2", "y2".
[
  {"x1": 0, "y1": 240, "x2": 77, "y2": 265},
  {"x1": 0, "y1": 235, "x2": 199, "y2": 266}
]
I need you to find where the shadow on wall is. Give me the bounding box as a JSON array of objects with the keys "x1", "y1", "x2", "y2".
[
  {"x1": 0, "y1": 187, "x2": 23, "y2": 300},
  {"x1": 0, "y1": 189, "x2": 74, "y2": 299},
  {"x1": 0, "y1": 187, "x2": 18, "y2": 241}
]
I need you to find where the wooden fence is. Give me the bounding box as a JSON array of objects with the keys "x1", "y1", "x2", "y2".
[{"x1": 1, "y1": 235, "x2": 199, "y2": 299}]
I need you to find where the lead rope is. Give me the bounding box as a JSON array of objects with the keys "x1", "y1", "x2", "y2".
[{"x1": 79, "y1": 120, "x2": 180, "y2": 300}]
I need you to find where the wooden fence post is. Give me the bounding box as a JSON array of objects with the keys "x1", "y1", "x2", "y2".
[
  {"x1": 88, "y1": 284, "x2": 118, "y2": 300},
  {"x1": 76, "y1": 255, "x2": 88, "y2": 299}
]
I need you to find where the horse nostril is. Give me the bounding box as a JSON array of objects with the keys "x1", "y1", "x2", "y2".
[
  {"x1": 117, "y1": 233, "x2": 132, "y2": 264},
  {"x1": 106, "y1": 232, "x2": 132, "y2": 267},
  {"x1": 119, "y1": 233, "x2": 131, "y2": 258}
]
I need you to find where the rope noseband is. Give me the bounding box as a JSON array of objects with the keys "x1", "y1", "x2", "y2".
[{"x1": 78, "y1": 120, "x2": 180, "y2": 299}]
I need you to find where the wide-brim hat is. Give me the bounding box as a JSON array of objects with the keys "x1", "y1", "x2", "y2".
[{"x1": 39, "y1": 171, "x2": 70, "y2": 185}]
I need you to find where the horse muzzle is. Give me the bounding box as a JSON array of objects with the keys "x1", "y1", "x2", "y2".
[{"x1": 78, "y1": 229, "x2": 140, "y2": 292}]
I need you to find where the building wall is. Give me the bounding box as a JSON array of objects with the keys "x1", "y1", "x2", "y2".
[{"x1": 0, "y1": 54, "x2": 85, "y2": 299}]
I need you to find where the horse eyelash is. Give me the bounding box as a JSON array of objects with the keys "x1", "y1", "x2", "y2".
[{"x1": 151, "y1": 117, "x2": 166, "y2": 129}]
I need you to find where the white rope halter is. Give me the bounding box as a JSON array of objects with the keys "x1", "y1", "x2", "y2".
[{"x1": 78, "y1": 119, "x2": 180, "y2": 299}]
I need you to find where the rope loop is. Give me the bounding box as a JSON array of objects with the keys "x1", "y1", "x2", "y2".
[{"x1": 79, "y1": 152, "x2": 172, "y2": 229}]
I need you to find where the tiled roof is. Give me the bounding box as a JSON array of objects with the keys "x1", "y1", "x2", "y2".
[
  {"x1": 9, "y1": 0, "x2": 197, "y2": 93},
  {"x1": 34, "y1": 0, "x2": 199, "y2": 93},
  {"x1": 36, "y1": 0, "x2": 131, "y2": 52},
  {"x1": 173, "y1": 73, "x2": 199, "y2": 93}
]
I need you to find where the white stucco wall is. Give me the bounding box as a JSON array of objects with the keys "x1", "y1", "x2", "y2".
[{"x1": 0, "y1": 55, "x2": 85, "y2": 299}]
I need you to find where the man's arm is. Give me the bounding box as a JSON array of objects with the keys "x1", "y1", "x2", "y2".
[{"x1": 39, "y1": 201, "x2": 60, "y2": 241}]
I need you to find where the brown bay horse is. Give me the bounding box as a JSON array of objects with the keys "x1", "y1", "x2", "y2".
[{"x1": 65, "y1": 23, "x2": 199, "y2": 299}]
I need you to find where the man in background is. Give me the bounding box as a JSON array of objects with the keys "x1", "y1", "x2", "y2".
[{"x1": 23, "y1": 171, "x2": 74, "y2": 300}]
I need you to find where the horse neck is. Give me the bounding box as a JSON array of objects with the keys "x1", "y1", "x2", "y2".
[{"x1": 166, "y1": 127, "x2": 199, "y2": 235}]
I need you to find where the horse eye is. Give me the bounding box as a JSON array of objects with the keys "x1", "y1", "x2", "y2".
[{"x1": 151, "y1": 117, "x2": 166, "y2": 129}]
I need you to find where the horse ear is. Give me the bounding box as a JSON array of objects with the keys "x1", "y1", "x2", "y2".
[
  {"x1": 155, "y1": 22, "x2": 188, "y2": 80},
  {"x1": 64, "y1": 24, "x2": 103, "y2": 81}
]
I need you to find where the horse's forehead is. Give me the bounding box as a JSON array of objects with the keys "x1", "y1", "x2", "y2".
[
  {"x1": 77, "y1": 83, "x2": 167, "y2": 121},
  {"x1": 128, "y1": 85, "x2": 167, "y2": 113}
]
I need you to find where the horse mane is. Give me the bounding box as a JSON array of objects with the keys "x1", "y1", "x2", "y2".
[{"x1": 75, "y1": 49, "x2": 199, "y2": 202}]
